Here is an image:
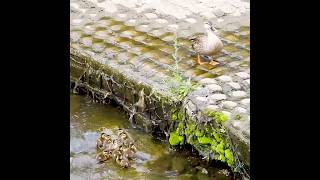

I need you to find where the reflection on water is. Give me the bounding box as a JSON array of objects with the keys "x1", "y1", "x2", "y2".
[{"x1": 70, "y1": 93, "x2": 234, "y2": 179}]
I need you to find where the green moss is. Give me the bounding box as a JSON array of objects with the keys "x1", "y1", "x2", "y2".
[
  {"x1": 217, "y1": 154, "x2": 226, "y2": 162},
  {"x1": 216, "y1": 141, "x2": 225, "y2": 155},
  {"x1": 169, "y1": 131, "x2": 184, "y2": 146},
  {"x1": 176, "y1": 120, "x2": 184, "y2": 134},
  {"x1": 212, "y1": 131, "x2": 222, "y2": 143},
  {"x1": 168, "y1": 108, "x2": 235, "y2": 169},
  {"x1": 171, "y1": 114, "x2": 178, "y2": 121},
  {"x1": 169, "y1": 132, "x2": 183, "y2": 146},
  {"x1": 210, "y1": 140, "x2": 218, "y2": 149},
  {"x1": 197, "y1": 136, "x2": 212, "y2": 145},
  {"x1": 235, "y1": 114, "x2": 241, "y2": 120},
  {"x1": 207, "y1": 111, "x2": 228, "y2": 123},
  {"x1": 225, "y1": 149, "x2": 234, "y2": 166},
  {"x1": 177, "y1": 110, "x2": 183, "y2": 121},
  {"x1": 185, "y1": 123, "x2": 195, "y2": 136},
  {"x1": 195, "y1": 130, "x2": 204, "y2": 137},
  {"x1": 216, "y1": 114, "x2": 228, "y2": 123}
]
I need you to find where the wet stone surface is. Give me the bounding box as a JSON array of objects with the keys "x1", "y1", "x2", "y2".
[{"x1": 70, "y1": 0, "x2": 250, "y2": 171}]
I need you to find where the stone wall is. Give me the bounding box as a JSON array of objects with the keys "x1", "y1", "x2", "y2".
[{"x1": 70, "y1": 0, "x2": 250, "y2": 178}]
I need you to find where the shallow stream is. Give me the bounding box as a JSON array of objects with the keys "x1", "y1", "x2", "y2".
[{"x1": 70, "y1": 93, "x2": 234, "y2": 179}]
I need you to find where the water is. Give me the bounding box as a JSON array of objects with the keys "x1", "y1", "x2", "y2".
[{"x1": 70, "y1": 93, "x2": 234, "y2": 179}]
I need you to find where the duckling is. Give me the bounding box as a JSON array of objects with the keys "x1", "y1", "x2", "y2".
[
  {"x1": 134, "y1": 88, "x2": 145, "y2": 112},
  {"x1": 120, "y1": 138, "x2": 134, "y2": 151},
  {"x1": 96, "y1": 133, "x2": 112, "y2": 150},
  {"x1": 116, "y1": 129, "x2": 132, "y2": 141},
  {"x1": 116, "y1": 128, "x2": 125, "y2": 137},
  {"x1": 128, "y1": 141, "x2": 137, "y2": 153},
  {"x1": 117, "y1": 129, "x2": 133, "y2": 143},
  {"x1": 110, "y1": 139, "x2": 122, "y2": 150},
  {"x1": 112, "y1": 148, "x2": 122, "y2": 159},
  {"x1": 115, "y1": 154, "x2": 130, "y2": 168},
  {"x1": 116, "y1": 128, "x2": 124, "y2": 133},
  {"x1": 96, "y1": 150, "x2": 113, "y2": 162},
  {"x1": 119, "y1": 132, "x2": 128, "y2": 141},
  {"x1": 190, "y1": 22, "x2": 223, "y2": 65},
  {"x1": 119, "y1": 145, "x2": 136, "y2": 159}
]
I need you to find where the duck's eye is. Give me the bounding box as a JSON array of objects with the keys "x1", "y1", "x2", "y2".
[{"x1": 101, "y1": 133, "x2": 108, "y2": 138}]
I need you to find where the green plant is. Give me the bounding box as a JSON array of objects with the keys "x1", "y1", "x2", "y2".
[
  {"x1": 171, "y1": 114, "x2": 178, "y2": 121},
  {"x1": 195, "y1": 129, "x2": 204, "y2": 137},
  {"x1": 168, "y1": 72, "x2": 198, "y2": 101},
  {"x1": 167, "y1": 35, "x2": 198, "y2": 101},
  {"x1": 197, "y1": 136, "x2": 212, "y2": 145},
  {"x1": 207, "y1": 111, "x2": 228, "y2": 123},
  {"x1": 225, "y1": 149, "x2": 234, "y2": 167},
  {"x1": 169, "y1": 112, "x2": 235, "y2": 168},
  {"x1": 169, "y1": 131, "x2": 184, "y2": 145},
  {"x1": 212, "y1": 131, "x2": 222, "y2": 142},
  {"x1": 235, "y1": 114, "x2": 241, "y2": 120},
  {"x1": 172, "y1": 35, "x2": 182, "y2": 73}
]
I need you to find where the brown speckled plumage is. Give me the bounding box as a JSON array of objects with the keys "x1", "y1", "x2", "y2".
[
  {"x1": 191, "y1": 35, "x2": 207, "y2": 54},
  {"x1": 190, "y1": 22, "x2": 223, "y2": 65}
]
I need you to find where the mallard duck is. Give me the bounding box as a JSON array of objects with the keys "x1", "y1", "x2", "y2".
[
  {"x1": 96, "y1": 133, "x2": 112, "y2": 150},
  {"x1": 190, "y1": 22, "x2": 223, "y2": 65}
]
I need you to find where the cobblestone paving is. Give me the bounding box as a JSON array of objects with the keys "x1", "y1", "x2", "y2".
[
  {"x1": 185, "y1": 71, "x2": 250, "y2": 166},
  {"x1": 71, "y1": 0, "x2": 250, "y2": 168}
]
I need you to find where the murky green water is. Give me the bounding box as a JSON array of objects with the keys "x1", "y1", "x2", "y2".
[{"x1": 70, "y1": 93, "x2": 234, "y2": 180}]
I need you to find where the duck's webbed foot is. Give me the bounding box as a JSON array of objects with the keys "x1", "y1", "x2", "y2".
[
  {"x1": 209, "y1": 60, "x2": 220, "y2": 66},
  {"x1": 197, "y1": 54, "x2": 206, "y2": 65}
]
